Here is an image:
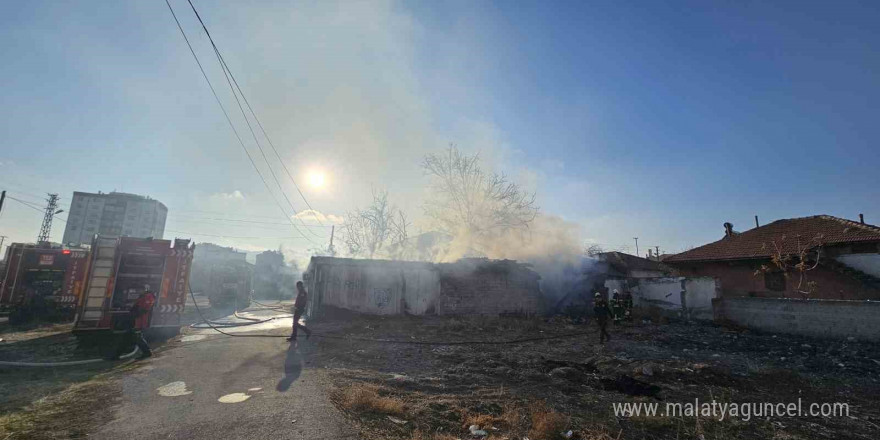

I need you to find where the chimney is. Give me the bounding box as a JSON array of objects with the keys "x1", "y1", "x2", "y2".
[
  {"x1": 648, "y1": 249, "x2": 653, "y2": 259},
  {"x1": 859, "y1": 213, "x2": 865, "y2": 224},
  {"x1": 755, "y1": 215, "x2": 759, "y2": 228},
  {"x1": 723, "y1": 222, "x2": 734, "y2": 237}
]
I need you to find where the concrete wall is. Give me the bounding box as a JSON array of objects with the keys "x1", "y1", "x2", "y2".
[
  {"x1": 436, "y1": 261, "x2": 541, "y2": 316},
  {"x1": 714, "y1": 297, "x2": 880, "y2": 341},
  {"x1": 835, "y1": 254, "x2": 880, "y2": 278},
  {"x1": 604, "y1": 276, "x2": 719, "y2": 320}
]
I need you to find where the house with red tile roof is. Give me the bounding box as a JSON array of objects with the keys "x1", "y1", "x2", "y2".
[{"x1": 664, "y1": 215, "x2": 880, "y2": 300}]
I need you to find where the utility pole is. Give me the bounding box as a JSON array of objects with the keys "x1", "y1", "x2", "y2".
[
  {"x1": 328, "y1": 225, "x2": 336, "y2": 257},
  {"x1": 0, "y1": 235, "x2": 6, "y2": 257},
  {"x1": 0, "y1": 190, "x2": 6, "y2": 217},
  {"x1": 633, "y1": 237, "x2": 639, "y2": 257},
  {"x1": 37, "y1": 194, "x2": 62, "y2": 245},
  {"x1": 655, "y1": 246, "x2": 660, "y2": 260}
]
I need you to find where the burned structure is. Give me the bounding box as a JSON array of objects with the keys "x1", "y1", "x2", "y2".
[{"x1": 303, "y1": 257, "x2": 541, "y2": 317}]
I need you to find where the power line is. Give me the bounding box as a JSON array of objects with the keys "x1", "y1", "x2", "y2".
[
  {"x1": 7, "y1": 196, "x2": 45, "y2": 213},
  {"x1": 165, "y1": 229, "x2": 316, "y2": 240},
  {"x1": 169, "y1": 209, "x2": 338, "y2": 226},
  {"x1": 184, "y1": 0, "x2": 325, "y2": 235},
  {"x1": 168, "y1": 215, "x2": 334, "y2": 230},
  {"x1": 208, "y1": 32, "x2": 324, "y2": 228},
  {"x1": 0, "y1": 180, "x2": 62, "y2": 201},
  {"x1": 164, "y1": 0, "x2": 317, "y2": 246}
]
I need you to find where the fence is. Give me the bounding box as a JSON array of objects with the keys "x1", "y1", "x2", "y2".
[{"x1": 713, "y1": 297, "x2": 880, "y2": 340}]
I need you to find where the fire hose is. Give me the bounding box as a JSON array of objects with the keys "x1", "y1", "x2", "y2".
[{"x1": 0, "y1": 346, "x2": 140, "y2": 367}]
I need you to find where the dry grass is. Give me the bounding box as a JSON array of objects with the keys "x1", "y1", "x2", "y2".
[
  {"x1": 336, "y1": 384, "x2": 406, "y2": 416},
  {"x1": 527, "y1": 401, "x2": 569, "y2": 440},
  {"x1": 408, "y1": 430, "x2": 460, "y2": 440},
  {"x1": 502, "y1": 403, "x2": 527, "y2": 432},
  {"x1": 0, "y1": 375, "x2": 120, "y2": 440},
  {"x1": 462, "y1": 413, "x2": 503, "y2": 430}
]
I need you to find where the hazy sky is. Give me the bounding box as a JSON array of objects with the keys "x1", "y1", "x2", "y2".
[{"x1": 1, "y1": 0, "x2": 878, "y2": 265}]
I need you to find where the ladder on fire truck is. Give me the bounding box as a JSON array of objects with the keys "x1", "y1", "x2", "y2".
[{"x1": 80, "y1": 237, "x2": 118, "y2": 321}]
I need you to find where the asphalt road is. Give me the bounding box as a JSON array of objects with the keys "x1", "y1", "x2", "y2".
[{"x1": 95, "y1": 309, "x2": 358, "y2": 440}]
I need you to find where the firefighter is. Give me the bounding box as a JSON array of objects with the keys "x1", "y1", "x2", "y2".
[
  {"x1": 593, "y1": 292, "x2": 612, "y2": 344},
  {"x1": 113, "y1": 287, "x2": 155, "y2": 359},
  {"x1": 287, "y1": 281, "x2": 312, "y2": 343},
  {"x1": 611, "y1": 289, "x2": 624, "y2": 324}
]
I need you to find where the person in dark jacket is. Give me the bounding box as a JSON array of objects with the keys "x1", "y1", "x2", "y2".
[
  {"x1": 113, "y1": 289, "x2": 155, "y2": 359},
  {"x1": 593, "y1": 292, "x2": 612, "y2": 344},
  {"x1": 287, "y1": 281, "x2": 312, "y2": 342}
]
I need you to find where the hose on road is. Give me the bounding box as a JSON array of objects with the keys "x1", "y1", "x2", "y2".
[{"x1": 0, "y1": 346, "x2": 139, "y2": 368}]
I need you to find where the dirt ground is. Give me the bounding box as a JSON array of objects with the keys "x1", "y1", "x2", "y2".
[
  {"x1": 301, "y1": 309, "x2": 880, "y2": 440},
  {"x1": 0, "y1": 293, "x2": 216, "y2": 440},
  {"x1": 0, "y1": 323, "x2": 132, "y2": 440},
  {"x1": 3, "y1": 301, "x2": 879, "y2": 440}
]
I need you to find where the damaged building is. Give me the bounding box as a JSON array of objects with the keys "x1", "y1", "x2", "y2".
[{"x1": 303, "y1": 257, "x2": 541, "y2": 317}]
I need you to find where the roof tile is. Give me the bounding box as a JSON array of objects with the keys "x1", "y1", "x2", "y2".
[{"x1": 665, "y1": 215, "x2": 880, "y2": 263}]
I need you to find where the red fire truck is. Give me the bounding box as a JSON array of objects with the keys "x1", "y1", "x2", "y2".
[
  {"x1": 0, "y1": 244, "x2": 89, "y2": 323},
  {"x1": 73, "y1": 235, "x2": 195, "y2": 337}
]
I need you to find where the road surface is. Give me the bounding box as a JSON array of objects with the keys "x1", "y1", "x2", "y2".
[{"x1": 94, "y1": 307, "x2": 358, "y2": 440}]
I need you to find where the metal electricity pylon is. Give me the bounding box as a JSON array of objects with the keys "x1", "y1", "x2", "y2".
[{"x1": 37, "y1": 193, "x2": 61, "y2": 244}]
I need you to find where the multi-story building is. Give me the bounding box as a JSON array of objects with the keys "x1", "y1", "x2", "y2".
[{"x1": 61, "y1": 191, "x2": 167, "y2": 246}]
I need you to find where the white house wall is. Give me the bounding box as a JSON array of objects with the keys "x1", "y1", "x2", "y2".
[{"x1": 604, "y1": 276, "x2": 719, "y2": 320}]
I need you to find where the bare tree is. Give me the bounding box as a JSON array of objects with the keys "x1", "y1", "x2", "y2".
[
  {"x1": 755, "y1": 233, "x2": 824, "y2": 299},
  {"x1": 422, "y1": 145, "x2": 538, "y2": 251},
  {"x1": 343, "y1": 190, "x2": 410, "y2": 259},
  {"x1": 585, "y1": 244, "x2": 605, "y2": 257}
]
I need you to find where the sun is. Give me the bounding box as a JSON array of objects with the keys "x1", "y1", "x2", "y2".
[{"x1": 308, "y1": 170, "x2": 325, "y2": 188}]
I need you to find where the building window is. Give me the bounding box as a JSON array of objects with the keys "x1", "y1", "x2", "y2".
[{"x1": 765, "y1": 272, "x2": 786, "y2": 292}]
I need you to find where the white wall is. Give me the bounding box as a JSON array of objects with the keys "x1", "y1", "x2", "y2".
[
  {"x1": 313, "y1": 261, "x2": 441, "y2": 315},
  {"x1": 604, "y1": 276, "x2": 719, "y2": 320},
  {"x1": 835, "y1": 254, "x2": 880, "y2": 278}
]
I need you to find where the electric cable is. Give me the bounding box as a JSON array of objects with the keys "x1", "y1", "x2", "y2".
[
  {"x1": 185, "y1": 0, "x2": 326, "y2": 229},
  {"x1": 164, "y1": 0, "x2": 314, "y2": 243},
  {"x1": 184, "y1": 0, "x2": 323, "y2": 239},
  {"x1": 0, "y1": 346, "x2": 139, "y2": 367},
  {"x1": 7, "y1": 196, "x2": 45, "y2": 212}
]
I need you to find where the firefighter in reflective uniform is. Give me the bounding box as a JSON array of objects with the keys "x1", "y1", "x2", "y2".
[
  {"x1": 114, "y1": 287, "x2": 156, "y2": 359},
  {"x1": 610, "y1": 289, "x2": 624, "y2": 324}
]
